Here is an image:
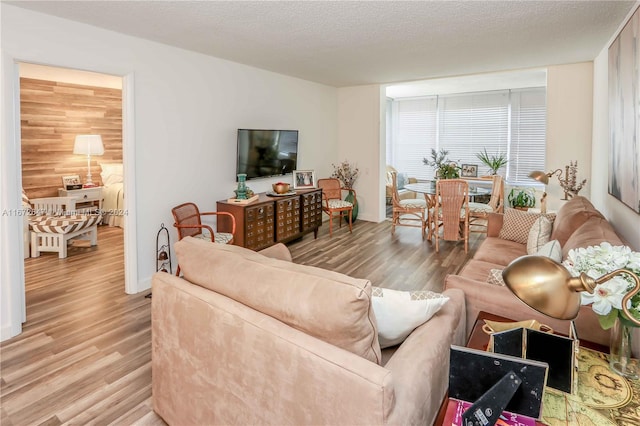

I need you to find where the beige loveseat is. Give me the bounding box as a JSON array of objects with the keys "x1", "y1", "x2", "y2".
[
  {"x1": 152, "y1": 237, "x2": 466, "y2": 425},
  {"x1": 445, "y1": 196, "x2": 626, "y2": 347}
]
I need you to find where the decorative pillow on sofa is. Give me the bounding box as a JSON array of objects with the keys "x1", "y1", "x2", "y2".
[
  {"x1": 535, "y1": 240, "x2": 562, "y2": 263},
  {"x1": 486, "y1": 269, "x2": 506, "y2": 286},
  {"x1": 371, "y1": 286, "x2": 449, "y2": 348},
  {"x1": 499, "y1": 209, "x2": 556, "y2": 245},
  {"x1": 526, "y1": 216, "x2": 553, "y2": 254}
]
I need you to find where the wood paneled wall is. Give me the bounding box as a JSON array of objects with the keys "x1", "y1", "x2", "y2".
[{"x1": 20, "y1": 77, "x2": 122, "y2": 199}]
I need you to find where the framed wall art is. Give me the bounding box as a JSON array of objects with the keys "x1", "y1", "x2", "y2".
[
  {"x1": 293, "y1": 170, "x2": 316, "y2": 189},
  {"x1": 461, "y1": 164, "x2": 478, "y2": 178},
  {"x1": 62, "y1": 175, "x2": 82, "y2": 190},
  {"x1": 609, "y1": 6, "x2": 640, "y2": 214}
]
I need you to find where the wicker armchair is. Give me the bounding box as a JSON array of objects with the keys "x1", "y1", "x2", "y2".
[
  {"x1": 317, "y1": 178, "x2": 354, "y2": 237},
  {"x1": 469, "y1": 175, "x2": 504, "y2": 233},
  {"x1": 171, "y1": 202, "x2": 236, "y2": 275},
  {"x1": 390, "y1": 171, "x2": 427, "y2": 238},
  {"x1": 431, "y1": 179, "x2": 470, "y2": 253}
]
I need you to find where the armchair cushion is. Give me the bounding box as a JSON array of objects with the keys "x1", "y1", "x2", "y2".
[
  {"x1": 371, "y1": 287, "x2": 449, "y2": 348},
  {"x1": 194, "y1": 231, "x2": 234, "y2": 244},
  {"x1": 327, "y1": 199, "x2": 353, "y2": 209},
  {"x1": 175, "y1": 237, "x2": 382, "y2": 364}
]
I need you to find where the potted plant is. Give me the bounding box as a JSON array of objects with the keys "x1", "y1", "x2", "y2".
[
  {"x1": 476, "y1": 149, "x2": 508, "y2": 175},
  {"x1": 423, "y1": 149, "x2": 460, "y2": 179},
  {"x1": 507, "y1": 187, "x2": 536, "y2": 210}
]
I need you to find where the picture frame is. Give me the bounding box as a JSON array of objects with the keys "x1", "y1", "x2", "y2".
[
  {"x1": 293, "y1": 170, "x2": 316, "y2": 189},
  {"x1": 461, "y1": 164, "x2": 478, "y2": 178},
  {"x1": 449, "y1": 345, "x2": 548, "y2": 419},
  {"x1": 62, "y1": 175, "x2": 82, "y2": 190}
]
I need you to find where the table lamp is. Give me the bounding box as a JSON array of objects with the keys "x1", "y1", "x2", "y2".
[
  {"x1": 529, "y1": 162, "x2": 587, "y2": 207},
  {"x1": 528, "y1": 170, "x2": 557, "y2": 213},
  {"x1": 502, "y1": 255, "x2": 640, "y2": 326},
  {"x1": 73, "y1": 135, "x2": 104, "y2": 188}
]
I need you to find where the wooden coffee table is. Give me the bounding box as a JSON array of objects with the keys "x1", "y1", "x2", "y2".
[{"x1": 433, "y1": 311, "x2": 610, "y2": 426}]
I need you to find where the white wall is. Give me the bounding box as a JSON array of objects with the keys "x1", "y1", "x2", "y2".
[
  {"x1": 337, "y1": 85, "x2": 386, "y2": 222},
  {"x1": 0, "y1": 4, "x2": 338, "y2": 340},
  {"x1": 543, "y1": 62, "x2": 594, "y2": 211},
  {"x1": 592, "y1": 5, "x2": 640, "y2": 250}
]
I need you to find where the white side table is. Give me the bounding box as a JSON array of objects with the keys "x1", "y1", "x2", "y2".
[{"x1": 58, "y1": 187, "x2": 103, "y2": 213}]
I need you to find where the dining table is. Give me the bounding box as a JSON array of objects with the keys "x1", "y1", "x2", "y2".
[{"x1": 404, "y1": 180, "x2": 491, "y2": 240}]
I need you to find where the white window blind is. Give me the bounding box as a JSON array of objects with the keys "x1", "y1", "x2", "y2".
[
  {"x1": 390, "y1": 97, "x2": 437, "y2": 179},
  {"x1": 388, "y1": 87, "x2": 546, "y2": 183},
  {"x1": 438, "y1": 91, "x2": 509, "y2": 177},
  {"x1": 509, "y1": 88, "x2": 547, "y2": 184}
]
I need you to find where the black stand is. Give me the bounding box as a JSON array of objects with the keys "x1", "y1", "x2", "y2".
[
  {"x1": 462, "y1": 371, "x2": 522, "y2": 426},
  {"x1": 146, "y1": 223, "x2": 172, "y2": 299}
]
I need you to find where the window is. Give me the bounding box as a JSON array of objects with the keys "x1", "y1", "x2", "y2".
[{"x1": 388, "y1": 87, "x2": 546, "y2": 184}]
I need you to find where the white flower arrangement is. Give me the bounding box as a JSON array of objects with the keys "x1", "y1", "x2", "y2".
[{"x1": 563, "y1": 242, "x2": 640, "y2": 329}]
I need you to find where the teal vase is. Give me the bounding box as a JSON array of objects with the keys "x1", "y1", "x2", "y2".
[
  {"x1": 344, "y1": 189, "x2": 358, "y2": 223},
  {"x1": 236, "y1": 174, "x2": 248, "y2": 200}
]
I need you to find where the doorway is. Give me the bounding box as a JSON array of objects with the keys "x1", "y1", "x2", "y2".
[{"x1": 19, "y1": 62, "x2": 126, "y2": 299}]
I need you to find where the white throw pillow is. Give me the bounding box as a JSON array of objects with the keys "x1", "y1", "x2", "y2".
[
  {"x1": 526, "y1": 216, "x2": 553, "y2": 254},
  {"x1": 535, "y1": 240, "x2": 562, "y2": 263},
  {"x1": 371, "y1": 287, "x2": 449, "y2": 348}
]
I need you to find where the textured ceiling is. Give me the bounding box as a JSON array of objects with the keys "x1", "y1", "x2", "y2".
[{"x1": 7, "y1": 0, "x2": 637, "y2": 87}]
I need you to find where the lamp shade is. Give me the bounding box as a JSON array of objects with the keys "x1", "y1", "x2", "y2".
[
  {"x1": 528, "y1": 170, "x2": 550, "y2": 185},
  {"x1": 73, "y1": 135, "x2": 104, "y2": 156},
  {"x1": 501, "y1": 256, "x2": 595, "y2": 320}
]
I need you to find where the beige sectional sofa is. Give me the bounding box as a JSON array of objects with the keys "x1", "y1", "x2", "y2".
[
  {"x1": 445, "y1": 196, "x2": 626, "y2": 346},
  {"x1": 152, "y1": 237, "x2": 466, "y2": 425}
]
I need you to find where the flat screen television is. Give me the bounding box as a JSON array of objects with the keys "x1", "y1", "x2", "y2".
[{"x1": 236, "y1": 129, "x2": 299, "y2": 180}]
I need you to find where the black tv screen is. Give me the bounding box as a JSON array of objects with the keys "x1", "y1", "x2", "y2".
[{"x1": 236, "y1": 129, "x2": 298, "y2": 180}]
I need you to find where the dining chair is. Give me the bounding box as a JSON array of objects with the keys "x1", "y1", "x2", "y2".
[
  {"x1": 469, "y1": 175, "x2": 504, "y2": 233},
  {"x1": 390, "y1": 171, "x2": 427, "y2": 238},
  {"x1": 172, "y1": 202, "x2": 236, "y2": 275},
  {"x1": 317, "y1": 178, "x2": 354, "y2": 237},
  {"x1": 431, "y1": 179, "x2": 470, "y2": 253}
]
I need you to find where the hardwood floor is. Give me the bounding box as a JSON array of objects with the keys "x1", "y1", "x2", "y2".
[{"x1": 1, "y1": 219, "x2": 483, "y2": 425}]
